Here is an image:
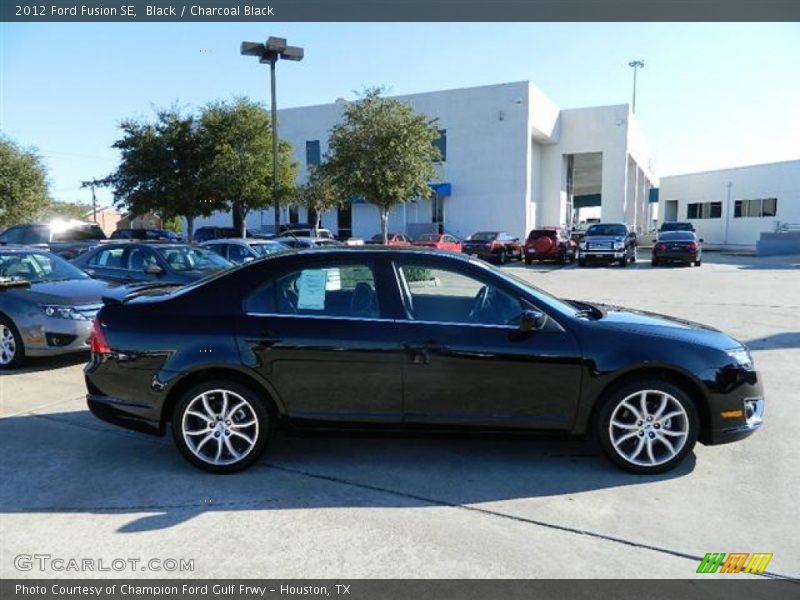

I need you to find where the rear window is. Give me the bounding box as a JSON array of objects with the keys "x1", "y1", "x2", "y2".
[
  {"x1": 528, "y1": 230, "x2": 557, "y2": 241},
  {"x1": 659, "y1": 232, "x2": 696, "y2": 241},
  {"x1": 469, "y1": 232, "x2": 498, "y2": 241},
  {"x1": 660, "y1": 222, "x2": 694, "y2": 232}
]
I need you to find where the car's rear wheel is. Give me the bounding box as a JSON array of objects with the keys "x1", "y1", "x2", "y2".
[
  {"x1": 0, "y1": 316, "x2": 24, "y2": 369},
  {"x1": 619, "y1": 255, "x2": 629, "y2": 267},
  {"x1": 578, "y1": 257, "x2": 587, "y2": 267},
  {"x1": 524, "y1": 257, "x2": 532, "y2": 265},
  {"x1": 695, "y1": 258, "x2": 702, "y2": 266},
  {"x1": 172, "y1": 380, "x2": 272, "y2": 473},
  {"x1": 596, "y1": 380, "x2": 699, "y2": 474},
  {"x1": 651, "y1": 257, "x2": 660, "y2": 267}
]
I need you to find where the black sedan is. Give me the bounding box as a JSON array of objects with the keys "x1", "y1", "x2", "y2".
[
  {"x1": 85, "y1": 248, "x2": 764, "y2": 474},
  {"x1": 652, "y1": 232, "x2": 703, "y2": 267},
  {"x1": 71, "y1": 242, "x2": 233, "y2": 284}
]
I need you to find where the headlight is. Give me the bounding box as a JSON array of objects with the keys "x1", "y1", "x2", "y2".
[
  {"x1": 726, "y1": 347, "x2": 753, "y2": 369},
  {"x1": 579, "y1": 241, "x2": 587, "y2": 250},
  {"x1": 613, "y1": 241, "x2": 625, "y2": 250},
  {"x1": 41, "y1": 305, "x2": 87, "y2": 320}
]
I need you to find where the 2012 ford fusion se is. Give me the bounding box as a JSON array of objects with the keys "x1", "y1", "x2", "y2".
[{"x1": 85, "y1": 247, "x2": 764, "y2": 474}]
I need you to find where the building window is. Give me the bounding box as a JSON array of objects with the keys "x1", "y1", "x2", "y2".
[
  {"x1": 734, "y1": 198, "x2": 778, "y2": 218},
  {"x1": 686, "y1": 202, "x2": 722, "y2": 219},
  {"x1": 306, "y1": 140, "x2": 321, "y2": 166},
  {"x1": 289, "y1": 205, "x2": 299, "y2": 225},
  {"x1": 433, "y1": 129, "x2": 446, "y2": 162}
]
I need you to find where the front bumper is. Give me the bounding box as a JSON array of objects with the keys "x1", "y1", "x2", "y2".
[
  {"x1": 581, "y1": 251, "x2": 626, "y2": 260},
  {"x1": 701, "y1": 367, "x2": 765, "y2": 445},
  {"x1": 22, "y1": 317, "x2": 93, "y2": 357}
]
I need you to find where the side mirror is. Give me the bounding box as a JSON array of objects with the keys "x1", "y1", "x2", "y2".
[
  {"x1": 520, "y1": 309, "x2": 547, "y2": 333},
  {"x1": 145, "y1": 264, "x2": 164, "y2": 275},
  {"x1": 84, "y1": 268, "x2": 96, "y2": 278}
]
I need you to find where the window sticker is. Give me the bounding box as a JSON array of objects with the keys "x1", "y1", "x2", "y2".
[{"x1": 296, "y1": 269, "x2": 328, "y2": 310}]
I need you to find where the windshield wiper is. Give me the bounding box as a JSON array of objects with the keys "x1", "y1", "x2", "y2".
[{"x1": 567, "y1": 299, "x2": 605, "y2": 320}]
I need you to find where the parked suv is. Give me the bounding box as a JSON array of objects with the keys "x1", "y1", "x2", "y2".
[
  {"x1": 0, "y1": 220, "x2": 106, "y2": 259},
  {"x1": 524, "y1": 227, "x2": 577, "y2": 264},
  {"x1": 578, "y1": 223, "x2": 637, "y2": 267}
]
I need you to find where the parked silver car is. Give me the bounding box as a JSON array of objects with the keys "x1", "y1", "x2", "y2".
[{"x1": 0, "y1": 246, "x2": 123, "y2": 368}]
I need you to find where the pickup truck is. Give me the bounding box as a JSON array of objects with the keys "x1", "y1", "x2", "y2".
[
  {"x1": 577, "y1": 222, "x2": 638, "y2": 267},
  {"x1": 0, "y1": 221, "x2": 107, "y2": 259}
]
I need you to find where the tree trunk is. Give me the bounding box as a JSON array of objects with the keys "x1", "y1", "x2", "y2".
[
  {"x1": 380, "y1": 208, "x2": 389, "y2": 245},
  {"x1": 314, "y1": 206, "x2": 322, "y2": 231},
  {"x1": 232, "y1": 202, "x2": 246, "y2": 237},
  {"x1": 185, "y1": 215, "x2": 194, "y2": 243}
]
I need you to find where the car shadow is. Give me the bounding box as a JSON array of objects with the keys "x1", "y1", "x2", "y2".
[
  {"x1": 744, "y1": 332, "x2": 800, "y2": 351},
  {"x1": 3, "y1": 352, "x2": 88, "y2": 375},
  {"x1": 0, "y1": 409, "x2": 695, "y2": 533}
]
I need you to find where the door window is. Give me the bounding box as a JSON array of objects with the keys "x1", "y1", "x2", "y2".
[
  {"x1": 246, "y1": 262, "x2": 380, "y2": 319},
  {"x1": 228, "y1": 244, "x2": 252, "y2": 263},
  {"x1": 397, "y1": 263, "x2": 522, "y2": 326},
  {"x1": 88, "y1": 247, "x2": 126, "y2": 269}
]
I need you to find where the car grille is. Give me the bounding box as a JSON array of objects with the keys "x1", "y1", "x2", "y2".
[{"x1": 587, "y1": 241, "x2": 613, "y2": 250}]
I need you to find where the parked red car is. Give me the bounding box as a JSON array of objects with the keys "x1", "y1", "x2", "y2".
[
  {"x1": 366, "y1": 233, "x2": 413, "y2": 246},
  {"x1": 412, "y1": 233, "x2": 462, "y2": 252},
  {"x1": 524, "y1": 227, "x2": 577, "y2": 264}
]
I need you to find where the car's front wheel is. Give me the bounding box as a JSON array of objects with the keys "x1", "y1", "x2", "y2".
[
  {"x1": 172, "y1": 380, "x2": 272, "y2": 473},
  {"x1": 596, "y1": 380, "x2": 699, "y2": 474},
  {"x1": 0, "y1": 316, "x2": 24, "y2": 369}
]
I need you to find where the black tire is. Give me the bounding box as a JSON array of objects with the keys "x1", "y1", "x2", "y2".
[
  {"x1": 171, "y1": 380, "x2": 273, "y2": 474},
  {"x1": 497, "y1": 250, "x2": 506, "y2": 265},
  {"x1": 557, "y1": 248, "x2": 567, "y2": 264},
  {"x1": 619, "y1": 255, "x2": 629, "y2": 267},
  {"x1": 596, "y1": 379, "x2": 699, "y2": 474},
  {"x1": 578, "y1": 257, "x2": 587, "y2": 267},
  {"x1": 695, "y1": 259, "x2": 702, "y2": 266},
  {"x1": 651, "y1": 258, "x2": 659, "y2": 267},
  {"x1": 524, "y1": 257, "x2": 533, "y2": 265},
  {"x1": 0, "y1": 315, "x2": 25, "y2": 369}
]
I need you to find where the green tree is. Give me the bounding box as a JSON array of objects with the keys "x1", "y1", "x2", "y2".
[
  {"x1": 0, "y1": 137, "x2": 51, "y2": 229},
  {"x1": 200, "y1": 98, "x2": 297, "y2": 236},
  {"x1": 41, "y1": 200, "x2": 92, "y2": 221},
  {"x1": 104, "y1": 109, "x2": 222, "y2": 242},
  {"x1": 294, "y1": 164, "x2": 344, "y2": 230},
  {"x1": 325, "y1": 88, "x2": 441, "y2": 243}
]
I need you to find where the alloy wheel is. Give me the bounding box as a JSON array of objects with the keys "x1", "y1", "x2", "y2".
[
  {"x1": 0, "y1": 324, "x2": 17, "y2": 366},
  {"x1": 608, "y1": 389, "x2": 690, "y2": 468},
  {"x1": 181, "y1": 389, "x2": 260, "y2": 466}
]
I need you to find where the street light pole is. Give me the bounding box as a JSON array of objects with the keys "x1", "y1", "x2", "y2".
[
  {"x1": 241, "y1": 37, "x2": 304, "y2": 234},
  {"x1": 628, "y1": 60, "x2": 645, "y2": 113}
]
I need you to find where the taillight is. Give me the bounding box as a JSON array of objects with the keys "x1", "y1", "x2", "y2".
[
  {"x1": 685, "y1": 242, "x2": 698, "y2": 250},
  {"x1": 490, "y1": 241, "x2": 502, "y2": 249},
  {"x1": 90, "y1": 317, "x2": 111, "y2": 354},
  {"x1": 654, "y1": 243, "x2": 666, "y2": 251}
]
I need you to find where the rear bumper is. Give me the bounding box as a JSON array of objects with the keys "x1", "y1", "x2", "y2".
[
  {"x1": 654, "y1": 251, "x2": 699, "y2": 263},
  {"x1": 87, "y1": 393, "x2": 163, "y2": 436}
]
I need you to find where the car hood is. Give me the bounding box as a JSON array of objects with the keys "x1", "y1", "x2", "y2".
[
  {"x1": 593, "y1": 303, "x2": 741, "y2": 349},
  {"x1": 15, "y1": 278, "x2": 127, "y2": 305}
]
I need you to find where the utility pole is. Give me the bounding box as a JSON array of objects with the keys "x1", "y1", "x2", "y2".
[
  {"x1": 628, "y1": 60, "x2": 645, "y2": 113},
  {"x1": 81, "y1": 179, "x2": 102, "y2": 222}
]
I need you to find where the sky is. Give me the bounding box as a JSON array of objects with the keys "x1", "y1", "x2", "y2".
[{"x1": 1, "y1": 22, "x2": 799, "y2": 207}]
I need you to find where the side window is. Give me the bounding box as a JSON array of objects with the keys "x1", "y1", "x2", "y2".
[
  {"x1": 89, "y1": 247, "x2": 126, "y2": 268},
  {"x1": 246, "y1": 262, "x2": 379, "y2": 318},
  {"x1": 0, "y1": 227, "x2": 26, "y2": 244},
  {"x1": 397, "y1": 263, "x2": 522, "y2": 326},
  {"x1": 127, "y1": 247, "x2": 158, "y2": 271},
  {"x1": 229, "y1": 244, "x2": 251, "y2": 263},
  {"x1": 23, "y1": 226, "x2": 49, "y2": 244},
  {"x1": 204, "y1": 243, "x2": 226, "y2": 259}
]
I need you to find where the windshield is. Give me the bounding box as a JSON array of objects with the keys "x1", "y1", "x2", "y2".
[
  {"x1": 155, "y1": 246, "x2": 232, "y2": 272},
  {"x1": 0, "y1": 251, "x2": 89, "y2": 282},
  {"x1": 251, "y1": 242, "x2": 289, "y2": 256},
  {"x1": 469, "y1": 232, "x2": 498, "y2": 241},
  {"x1": 472, "y1": 259, "x2": 582, "y2": 319},
  {"x1": 586, "y1": 224, "x2": 628, "y2": 237},
  {"x1": 51, "y1": 223, "x2": 107, "y2": 242}
]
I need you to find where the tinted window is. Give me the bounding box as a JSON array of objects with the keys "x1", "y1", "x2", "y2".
[
  {"x1": 397, "y1": 262, "x2": 522, "y2": 326},
  {"x1": 23, "y1": 226, "x2": 50, "y2": 244},
  {"x1": 52, "y1": 224, "x2": 106, "y2": 241},
  {"x1": 586, "y1": 224, "x2": 628, "y2": 237},
  {"x1": 228, "y1": 244, "x2": 252, "y2": 263},
  {"x1": 249, "y1": 262, "x2": 379, "y2": 318},
  {"x1": 658, "y1": 232, "x2": 696, "y2": 242},
  {"x1": 127, "y1": 246, "x2": 158, "y2": 271},
  {"x1": 528, "y1": 230, "x2": 557, "y2": 240},
  {"x1": 0, "y1": 227, "x2": 26, "y2": 244}
]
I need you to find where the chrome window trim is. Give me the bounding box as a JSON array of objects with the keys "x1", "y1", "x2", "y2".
[{"x1": 244, "y1": 311, "x2": 518, "y2": 330}]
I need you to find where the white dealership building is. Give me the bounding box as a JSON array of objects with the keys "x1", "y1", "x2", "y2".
[
  {"x1": 190, "y1": 81, "x2": 658, "y2": 240},
  {"x1": 658, "y1": 160, "x2": 800, "y2": 252}
]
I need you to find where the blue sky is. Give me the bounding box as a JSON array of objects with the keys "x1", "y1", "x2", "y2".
[{"x1": 1, "y1": 22, "x2": 799, "y2": 207}]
